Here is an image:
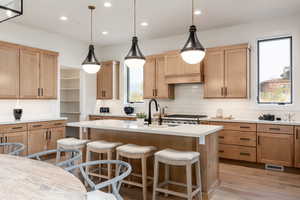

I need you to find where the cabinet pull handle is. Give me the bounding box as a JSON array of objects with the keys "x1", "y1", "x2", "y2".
[
  {"x1": 54, "y1": 123, "x2": 63, "y2": 126},
  {"x1": 240, "y1": 152, "x2": 250, "y2": 156},
  {"x1": 152, "y1": 89, "x2": 155, "y2": 97},
  {"x1": 219, "y1": 136, "x2": 224, "y2": 139},
  {"x1": 38, "y1": 88, "x2": 40, "y2": 96},
  {"x1": 257, "y1": 136, "x2": 260, "y2": 145},
  {"x1": 225, "y1": 87, "x2": 228, "y2": 96},
  {"x1": 41, "y1": 88, "x2": 44, "y2": 96},
  {"x1": 12, "y1": 127, "x2": 23, "y2": 130},
  {"x1": 219, "y1": 150, "x2": 224, "y2": 153},
  {"x1": 221, "y1": 87, "x2": 224, "y2": 96},
  {"x1": 0, "y1": 137, "x2": 2, "y2": 143},
  {"x1": 240, "y1": 138, "x2": 251, "y2": 141},
  {"x1": 240, "y1": 126, "x2": 250, "y2": 129},
  {"x1": 5, "y1": 136, "x2": 8, "y2": 143},
  {"x1": 269, "y1": 128, "x2": 280, "y2": 131},
  {"x1": 103, "y1": 91, "x2": 106, "y2": 97}
]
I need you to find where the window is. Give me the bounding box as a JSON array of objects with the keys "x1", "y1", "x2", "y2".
[
  {"x1": 127, "y1": 66, "x2": 144, "y2": 103},
  {"x1": 257, "y1": 36, "x2": 292, "y2": 104}
]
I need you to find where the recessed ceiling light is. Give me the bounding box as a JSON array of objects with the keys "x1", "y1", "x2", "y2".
[
  {"x1": 140, "y1": 22, "x2": 148, "y2": 27},
  {"x1": 194, "y1": 10, "x2": 202, "y2": 15},
  {"x1": 6, "y1": 10, "x2": 13, "y2": 17},
  {"x1": 104, "y1": 2, "x2": 112, "y2": 8},
  {"x1": 60, "y1": 16, "x2": 68, "y2": 21},
  {"x1": 102, "y1": 31, "x2": 109, "y2": 35}
]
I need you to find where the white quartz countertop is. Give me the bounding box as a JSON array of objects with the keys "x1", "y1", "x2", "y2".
[
  {"x1": 0, "y1": 117, "x2": 68, "y2": 125},
  {"x1": 90, "y1": 113, "x2": 136, "y2": 117},
  {"x1": 67, "y1": 120, "x2": 223, "y2": 137},
  {"x1": 199, "y1": 117, "x2": 300, "y2": 126}
]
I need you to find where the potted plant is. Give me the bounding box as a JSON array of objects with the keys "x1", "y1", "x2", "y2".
[{"x1": 136, "y1": 112, "x2": 146, "y2": 126}]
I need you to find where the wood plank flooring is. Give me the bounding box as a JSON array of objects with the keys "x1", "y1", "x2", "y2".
[{"x1": 120, "y1": 161, "x2": 300, "y2": 200}]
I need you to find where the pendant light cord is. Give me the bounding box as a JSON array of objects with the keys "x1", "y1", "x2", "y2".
[
  {"x1": 134, "y1": 0, "x2": 136, "y2": 36},
  {"x1": 192, "y1": 0, "x2": 194, "y2": 25},
  {"x1": 90, "y1": 7, "x2": 94, "y2": 44}
]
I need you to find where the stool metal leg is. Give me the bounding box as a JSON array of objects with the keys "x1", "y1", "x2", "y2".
[
  {"x1": 152, "y1": 159, "x2": 159, "y2": 200},
  {"x1": 141, "y1": 156, "x2": 148, "y2": 200},
  {"x1": 186, "y1": 163, "x2": 193, "y2": 200}
]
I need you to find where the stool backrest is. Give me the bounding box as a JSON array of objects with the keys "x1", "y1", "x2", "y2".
[
  {"x1": 66, "y1": 160, "x2": 132, "y2": 200},
  {"x1": 27, "y1": 149, "x2": 82, "y2": 168},
  {"x1": 0, "y1": 143, "x2": 25, "y2": 156}
]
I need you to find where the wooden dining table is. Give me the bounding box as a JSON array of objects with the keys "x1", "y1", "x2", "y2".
[{"x1": 0, "y1": 154, "x2": 87, "y2": 200}]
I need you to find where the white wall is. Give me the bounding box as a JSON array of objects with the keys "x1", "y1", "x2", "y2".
[
  {"x1": 94, "y1": 14, "x2": 300, "y2": 120},
  {"x1": 0, "y1": 22, "x2": 91, "y2": 120}
]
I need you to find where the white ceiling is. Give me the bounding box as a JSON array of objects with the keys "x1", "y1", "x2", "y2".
[{"x1": 11, "y1": 0, "x2": 300, "y2": 46}]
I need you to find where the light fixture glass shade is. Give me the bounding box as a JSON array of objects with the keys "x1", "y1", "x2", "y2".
[
  {"x1": 82, "y1": 44, "x2": 101, "y2": 74},
  {"x1": 0, "y1": 0, "x2": 23, "y2": 23},
  {"x1": 125, "y1": 36, "x2": 146, "y2": 68},
  {"x1": 180, "y1": 25, "x2": 205, "y2": 64}
]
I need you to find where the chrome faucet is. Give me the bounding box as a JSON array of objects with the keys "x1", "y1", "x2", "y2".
[{"x1": 148, "y1": 99, "x2": 159, "y2": 125}]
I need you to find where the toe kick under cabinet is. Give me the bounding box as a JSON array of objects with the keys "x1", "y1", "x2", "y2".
[{"x1": 0, "y1": 120, "x2": 66, "y2": 156}]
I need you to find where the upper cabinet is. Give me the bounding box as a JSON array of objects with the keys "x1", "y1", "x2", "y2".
[
  {"x1": 204, "y1": 44, "x2": 250, "y2": 98},
  {"x1": 144, "y1": 55, "x2": 174, "y2": 99},
  {"x1": 0, "y1": 43, "x2": 20, "y2": 99},
  {"x1": 164, "y1": 51, "x2": 204, "y2": 84},
  {"x1": 97, "y1": 61, "x2": 119, "y2": 100},
  {"x1": 0, "y1": 41, "x2": 58, "y2": 99}
]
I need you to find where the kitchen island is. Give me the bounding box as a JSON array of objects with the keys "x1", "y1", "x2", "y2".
[{"x1": 68, "y1": 120, "x2": 223, "y2": 200}]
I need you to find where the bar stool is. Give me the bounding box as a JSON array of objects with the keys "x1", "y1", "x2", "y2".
[
  {"x1": 86, "y1": 140, "x2": 122, "y2": 182},
  {"x1": 116, "y1": 144, "x2": 157, "y2": 200},
  {"x1": 152, "y1": 149, "x2": 202, "y2": 200},
  {"x1": 56, "y1": 138, "x2": 89, "y2": 164}
]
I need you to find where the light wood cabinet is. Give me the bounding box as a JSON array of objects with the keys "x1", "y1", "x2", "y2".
[
  {"x1": 0, "y1": 43, "x2": 19, "y2": 98},
  {"x1": 164, "y1": 51, "x2": 203, "y2": 84},
  {"x1": 257, "y1": 132, "x2": 294, "y2": 167},
  {"x1": 97, "y1": 61, "x2": 119, "y2": 100},
  {"x1": 28, "y1": 129, "x2": 48, "y2": 155},
  {"x1": 4, "y1": 131, "x2": 28, "y2": 156},
  {"x1": 294, "y1": 127, "x2": 300, "y2": 168},
  {"x1": 0, "y1": 41, "x2": 58, "y2": 99},
  {"x1": 39, "y1": 52, "x2": 58, "y2": 99},
  {"x1": 204, "y1": 44, "x2": 249, "y2": 98},
  {"x1": 47, "y1": 127, "x2": 65, "y2": 150},
  {"x1": 20, "y1": 49, "x2": 40, "y2": 98},
  {"x1": 143, "y1": 55, "x2": 174, "y2": 99}
]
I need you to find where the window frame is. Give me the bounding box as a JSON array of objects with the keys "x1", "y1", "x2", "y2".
[
  {"x1": 126, "y1": 66, "x2": 144, "y2": 104},
  {"x1": 257, "y1": 36, "x2": 293, "y2": 105}
]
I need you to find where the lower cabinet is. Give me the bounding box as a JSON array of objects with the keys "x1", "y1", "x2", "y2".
[
  {"x1": 257, "y1": 132, "x2": 294, "y2": 167},
  {"x1": 219, "y1": 144, "x2": 256, "y2": 162},
  {"x1": 295, "y1": 126, "x2": 300, "y2": 168},
  {"x1": 28, "y1": 129, "x2": 48, "y2": 155},
  {"x1": 4, "y1": 131, "x2": 28, "y2": 156},
  {"x1": 47, "y1": 127, "x2": 65, "y2": 150}
]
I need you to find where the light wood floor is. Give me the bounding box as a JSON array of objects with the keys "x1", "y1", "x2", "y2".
[{"x1": 120, "y1": 161, "x2": 300, "y2": 200}]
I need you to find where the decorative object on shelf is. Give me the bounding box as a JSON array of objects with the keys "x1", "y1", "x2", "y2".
[
  {"x1": 124, "y1": 0, "x2": 145, "y2": 68},
  {"x1": 180, "y1": 0, "x2": 205, "y2": 64},
  {"x1": 0, "y1": 0, "x2": 23, "y2": 23},
  {"x1": 258, "y1": 114, "x2": 275, "y2": 121},
  {"x1": 99, "y1": 107, "x2": 110, "y2": 113},
  {"x1": 124, "y1": 104, "x2": 134, "y2": 115},
  {"x1": 82, "y1": 5, "x2": 101, "y2": 74},
  {"x1": 13, "y1": 100, "x2": 22, "y2": 120},
  {"x1": 136, "y1": 112, "x2": 146, "y2": 126}
]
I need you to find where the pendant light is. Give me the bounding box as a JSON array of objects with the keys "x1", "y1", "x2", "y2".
[
  {"x1": 124, "y1": 0, "x2": 145, "y2": 68},
  {"x1": 82, "y1": 5, "x2": 101, "y2": 74},
  {"x1": 180, "y1": 0, "x2": 205, "y2": 64}
]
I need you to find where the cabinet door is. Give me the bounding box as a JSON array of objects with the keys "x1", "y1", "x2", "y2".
[
  {"x1": 40, "y1": 52, "x2": 58, "y2": 99},
  {"x1": 0, "y1": 44, "x2": 19, "y2": 98},
  {"x1": 143, "y1": 57, "x2": 156, "y2": 99},
  {"x1": 156, "y1": 56, "x2": 174, "y2": 99},
  {"x1": 257, "y1": 132, "x2": 294, "y2": 167},
  {"x1": 164, "y1": 52, "x2": 183, "y2": 76},
  {"x1": 4, "y1": 131, "x2": 28, "y2": 156},
  {"x1": 19, "y1": 49, "x2": 40, "y2": 99},
  {"x1": 295, "y1": 127, "x2": 300, "y2": 168},
  {"x1": 203, "y1": 50, "x2": 225, "y2": 98},
  {"x1": 28, "y1": 129, "x2": 47, "y2": 155},
  {"x1": 47, "y1": 127, "x2": 65, "y2": 150},
  {"x1": 97, "y1": 63, "x2": 113, "y2": 99},
  {"x1": 224, "y1": 48, "x2": 248, "y2": 98}
]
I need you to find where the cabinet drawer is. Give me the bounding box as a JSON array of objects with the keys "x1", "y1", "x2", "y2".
[
  {"x1": 89, "y1": 116, "x2": 103, "y2": 121},
  {"x1": 219, "y1": 144, "x2": 257, "y2": 162},
  {"x1": 211, "y1": 122, "x2": 256, "y2": 132},
  {"x1": 48, "y1": 120, "x2": 66, "y2": 128},
  {"x1": 0, "y1": 125, "x2": 7, "y2": 133},
  {"x1": 6, "y1": 124, "x2": 27, "y2": 133},
  {"x1": 219, "y1": 130, "x2": 256, "y2": 147},
  {"x1": 257, "y1": 124, "x2": 294, "y2": 135},
  {"x1": 28, "y1": 122, "x2": 49, "y2": 130}
]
